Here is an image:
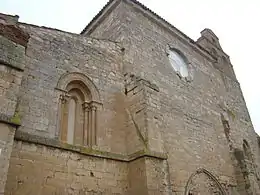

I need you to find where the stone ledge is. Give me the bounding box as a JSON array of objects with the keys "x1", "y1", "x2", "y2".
[
  {"x1": 0, "y1": 113, "x2": 21, "y2": 127},
  {"x1": 14, "y1": 131, "x2": 168, "y2": 162},
  {"x1": 128, "y1": 149, "x2": 167, "y2": 161},
  {"x1": 0, "y1": 60, "x2": 24, "y2": 71}
]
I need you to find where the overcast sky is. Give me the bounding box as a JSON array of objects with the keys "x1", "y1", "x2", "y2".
[{"x1": 1, "y1": 0, "x2": 259, "y2": 134}]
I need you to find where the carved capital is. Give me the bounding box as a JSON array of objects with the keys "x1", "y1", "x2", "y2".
[
  {"x1": 60, "y1": 93, "x2": 70, "y2": 104},
  {"x1": 91, "y1": 105, "x2": 97, "y2": 111},
  {"x1": 83, "y1": 102, "x2": 91, "y2": 111},
  {"x1": 85, "y1": 101, "x2": 102, "y2": 111}
]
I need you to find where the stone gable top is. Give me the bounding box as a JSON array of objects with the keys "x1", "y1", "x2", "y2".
[{"x1": 81, "y1": 0, "x2": 218, "y2": 61}]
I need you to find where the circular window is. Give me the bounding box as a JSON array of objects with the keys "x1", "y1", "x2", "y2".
[{"x1": 168, "y1": 50, "x2": 188, "y2": 77}]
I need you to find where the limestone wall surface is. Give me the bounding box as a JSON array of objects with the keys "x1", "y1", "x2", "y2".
[
  {"x1": 2, "y1": 0, "x2": 260, "y2": 194},
  {"x1": 86, "y1": 0, "x2": 260, "y2": 194},
  {"x1": 16, "y1": 23, "x2": 127, "y2": 154},
  {"x1": 0, "y1": 14, "x2": 28, "y2": 195},
  {"x1": 5, "y1": 141, "x2": 128, "y2": 195},
  {"x1": 4, "y1": 22, "x2": 131, "y2": 195}
]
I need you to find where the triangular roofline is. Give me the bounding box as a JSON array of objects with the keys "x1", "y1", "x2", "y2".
[
  {"x1": 81, "y1": 0, "x2": 196, "y2": 42},
  {"x1": 81, "y1": 0, "x2": 216, "y2": 61},
  {"x1": 81, "y1": 0, "x2": 120, "y2": 35}
]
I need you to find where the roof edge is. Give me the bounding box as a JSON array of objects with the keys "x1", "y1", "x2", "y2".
[
  {"x1": 81, "y1": 0, "x2": 121, "y2": 35},
  {"x1": 81, "y1": 0, "x2": 216, "y2": 61},
  {"x1": 18, "y1": 22, "x2": 121, "y2": 46},
  {"x1": 125, "y1": 0, "x2": 216, "y2": 61}
]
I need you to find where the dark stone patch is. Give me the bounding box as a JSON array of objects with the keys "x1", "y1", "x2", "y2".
[{"x1": 0, "y1": 23, "x2": 29, "y2": 47}]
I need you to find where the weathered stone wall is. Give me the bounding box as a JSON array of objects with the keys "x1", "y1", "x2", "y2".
[
  {"x1": 3, "y1": 22, "x2": 135, "y2": 194},
  {"x1": 0, "y1": 35, "x2": 25, "y2": 118},
  {"x1": 128, "y1": 158, "x2": 148, "y2": 195},
  {"x1": 0, "y1": 13, "x2": 28, "y2": 121},
  {"x1": 0, "y1": 124, "x2": 15, "y2": 195},
  {"x1": 5, "y1": 141, "x2": 128, "y2": 195},
  {"x1": 2, "y1": 0, "x2": 260, "y2": 194},
  {"x1": 16, "y1": 23, "x2": 127, "y2": 154},
  {"x1": 3, "y1": 12, "x2": 169, "y2": 194},
  {"x1": 124, "y1": 73, "x2": 162, "y2": 155},
  {"x1": 85, "y1": 0, "x2": 260, "y2": 194},
  {"x1": 0, "y1": 14, "x2": 28, "y2": 194}
]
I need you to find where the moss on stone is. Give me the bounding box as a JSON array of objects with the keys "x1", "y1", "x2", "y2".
[{"x1": 10, "y1": 111, "x2": 21, "y2": 125}]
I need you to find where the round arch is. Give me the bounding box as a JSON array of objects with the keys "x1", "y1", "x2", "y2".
[
  {"x1": 168, "y1": 47, "x2": 190, "y2": 65},
  {"x1": 56, "y1": 72, "x2": 101, "y2": 103}
]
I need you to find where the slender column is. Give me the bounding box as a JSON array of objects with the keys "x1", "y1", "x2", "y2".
[
  {"x1": 91, "y1": 104, "x2": 97, "y2": 146},
  {"x1": 60, "y1": 94, "x2": 70, "y2": 142},
  {"x1": 56, "y1": 95, "x2": 64, "y2": 137},
  {"x1": 83, "y1": 102, "x2": 90, "y2": 146},
  {"x1": 83, "y1": 101, "x2": 100, "y2": 147}
]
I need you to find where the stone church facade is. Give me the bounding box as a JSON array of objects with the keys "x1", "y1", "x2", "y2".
[{"x1": 0, "y1": 0, "x2": 260, "y2": 194}]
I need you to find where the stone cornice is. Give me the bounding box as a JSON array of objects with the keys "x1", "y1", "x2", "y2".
[{"x1": 15, "y1": 131, "x2": 167, "y2": 162}]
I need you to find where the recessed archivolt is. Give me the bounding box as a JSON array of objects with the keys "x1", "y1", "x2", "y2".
[
  {"x1": 56, "y1": 72, "x2": 101, "y2": 103},
  {"x1": 184, "y1": 168, "x2": 227, "y2": 195},
  {"x1": 56, "y1": 72, "x2": 102, "y2": 147}
]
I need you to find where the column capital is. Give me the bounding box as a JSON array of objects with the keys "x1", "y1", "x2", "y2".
[
  {"x1": 83, "y1": 101, "x2": 102, "y2": 110},
  {"x1": 60, "y1": 93, "x2": 70, "y2": 104},
  {"x1": 91, "y1": 105, "x2": 97, "y2": 111},
  {"x1": 83, "y1": 102, "x2": 91, "y2": 111}
]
